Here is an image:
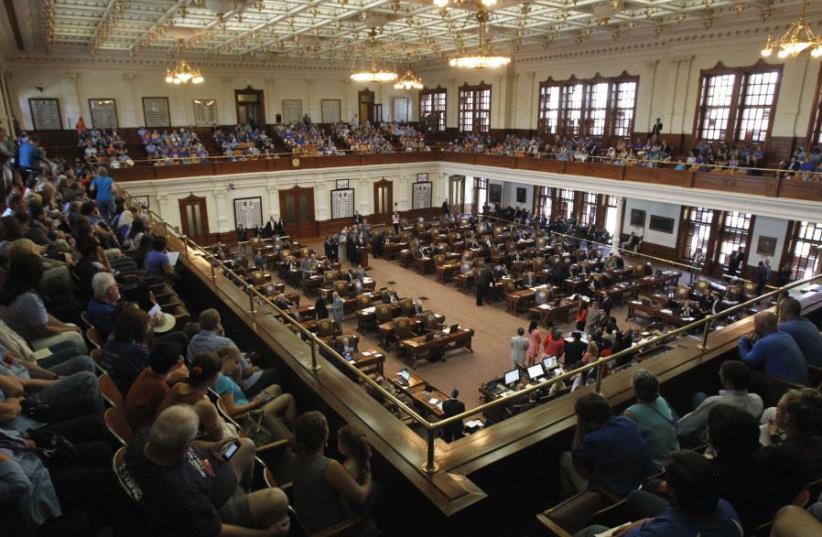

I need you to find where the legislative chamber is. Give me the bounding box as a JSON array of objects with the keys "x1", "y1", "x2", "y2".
[{"x1": 1, "y1": 1, "x2": 822, "y2": 537}]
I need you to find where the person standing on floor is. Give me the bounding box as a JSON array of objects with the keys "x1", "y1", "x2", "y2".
[
  {"x1": 510, "y1": 327, "x2": 529, "y2": 369},
  {"x1": 475, "y1": 265, "x2": 494, "y2": 306},
  {"x1": 527, "y1": 320, "x2": 542, "y2": 366}
]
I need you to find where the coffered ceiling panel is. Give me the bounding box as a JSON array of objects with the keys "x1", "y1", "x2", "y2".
[{"x1": 22, "y1": 0, "x2": 819, "y2": 65}]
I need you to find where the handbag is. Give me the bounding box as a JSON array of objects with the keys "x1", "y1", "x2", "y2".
[{"x1": 239, "y1": 410, "x2": 275, "y2": 446}]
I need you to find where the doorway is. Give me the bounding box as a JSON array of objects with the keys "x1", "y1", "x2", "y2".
[
  {"x1": 278, "y1": 186, "x2": 315, "y2": 238},
  {"x1": 449, "y1": 175, "x2": 465, "y2": 215},
  {"x1": 235, "y1": 86, "x2": 265, "y2": 128},
  {"x1": 358, "y1": 89, "x2": 375, "y2": 124},
  {"x1": 179, "y1": 195, "x2": 210, "y2": 244},
  {"x1": 373, "y1": 179, "x2": 393, "y2": 215}
]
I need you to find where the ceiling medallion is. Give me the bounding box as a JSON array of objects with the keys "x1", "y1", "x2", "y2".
[
  {"x1": 449, "y1": 9, "x2": 511, "y2": 69},
  {"x1": 761, "y1": 0, "x2": 822, "y2": 59}
]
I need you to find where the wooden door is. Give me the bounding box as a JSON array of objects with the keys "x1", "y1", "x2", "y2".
[
  {"x1": 235, "y1": 86, "x2": 265, "y2": 128},
  {"x1": 449, "y1": 175, "x2": 465, "y2": 214},
  {"x1": 373, "y1": 179, "x2": 393, "y2": 215},
  {"x1": 279, "y1": 186, "x2": 315, "y2": 238},
  {"x1": 373, "y1": 103, "x2": 383, "y2": 123},
  {"x1": 179, "y1": 195, "x2": 209, "y2": 244},
  {"x1": 358, "y1": 89, "x2": 375, "y2": 123}
]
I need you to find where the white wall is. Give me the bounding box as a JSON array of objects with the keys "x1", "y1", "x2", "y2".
[
  {"x1": 622, "y1": 199, "x2": 682, "y2": 248},
  {"x1": 502, "y1": 181, "x2": 533, "y2": 210}
]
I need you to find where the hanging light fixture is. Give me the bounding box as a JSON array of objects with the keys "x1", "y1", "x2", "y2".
[
  {"x1": 761, "y1": 0, "x2": 822, "y2": 59},
  {"x1": 394, "y1": 69, "x2": 424, "y2": 90},
  {"x1": 164, "y1": 59, "x2": 205, "y2": 84},
  {"x1": 449, "y1": 9, "x2": 511, "y2": 69},
  {"x1": 350, "y1": 29, "x2": 398, "y2": 82}
]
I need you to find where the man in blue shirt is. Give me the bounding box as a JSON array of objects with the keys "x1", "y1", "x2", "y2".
[
  {"x1": 90, "y1": 166, "x2": 117, "y2": 222},
  {"x1": 778, "y1": 297, "x2": 822, "y2": 367},
  {"x1": 186, "y1": 308, "x2": 239, "y2": 361},
  {"x1": 738, "y1": 311, "x2": 808, "y2": 385},
  {"x1": 559, "y1": 392, "x2": 655, "y2": 498},
  {"x1": 17, "y1": 136, "x2": 42, "y2": 172},
  {"x1": 86, "y1": 271, "x2": 119, "y2": 340},
  {"x1": 575, "y1": 451, "x2": 742, "y2": 537}
]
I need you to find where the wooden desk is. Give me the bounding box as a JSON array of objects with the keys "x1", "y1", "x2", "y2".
[
  {"x1": 400, "y1": 328, "x2": 474, "y2": 367},
  {"x1": 344, "y1": 350, "x2": 385, "y2": 375},
  {"x1": 605, "y1": 281, "x2": 643, "y2": 304},
  {"x1": 642, "y1": 271, "x2": 682, "y2": 293},
  {"x1": 383, "y1": 242, "x2": 407, "y2": 259},
  {"x1": 390, "y1": 371, "x2": 448, "y2": 418},
  {"x1": 529, "y1": 299, "x2": 578, "y2": 325},
  {"x1": 627, "y1": 300, "x2": 693, "y2": 326},
  {"x1": 436, "y1": 263, "x2": 461, "y2": 283},
  {"x1": 415, "y1": 256, "x2": 435, "y2": 274},
  {"x1": 377, "y1": 313, "x2": 444, "y2": 348},
  {"x1": 357, "y1": 246, "x2": 370, "y2": 269}
]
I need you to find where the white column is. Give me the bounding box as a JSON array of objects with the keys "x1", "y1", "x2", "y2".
[
  {"x1": 63, "y1": 72, "x2": 81, "y2": 129},
  {"x1": 264, "y1": 78, "x2": 275, "y2": 123},
  {"x1": 213, "y1": 186, "x2": 229, "y2": 233},
  {"x1": 359, "y1": 178, "x2": 371, "y2": 215},
  {"x1": 221, "y1": 77, "x2": 234, "y2": 124},
  {"x1": 305, "y1": 78, "x2": 315, "y2": 122},
  {"x1": 266, "y1": 184, "x2": 280, "y2": 220},
  {"x1": 157, "y1": 194, "x2": 172, "y2": 225},
  {"x1": 612, "y1": 196, "x2": 626, "y2": 252}
]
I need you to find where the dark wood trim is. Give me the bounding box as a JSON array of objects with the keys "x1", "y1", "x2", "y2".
[
  {"x1": 458, "y1": 82, "x2": 492, "y2": 133},
  {"x1": 234, "y1": 86, "x2": 265, "y2": 127},
  {"x1": 807, "y1": 63, "x2": 822, "y2": 147},
  {"x1": 2, "y1": 0, "x2": 23, "y2": 51},
  {"x1": 372, "y1": 178, "x2": 393, "y2": 215},
  {"x1": 419, "y1": 86, "x2": 447, "y2": 133}
]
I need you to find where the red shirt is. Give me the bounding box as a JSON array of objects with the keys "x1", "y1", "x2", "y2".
[
  {"x1": 125, "y1": 368, "x2": 169, "y2": 431},
  {"x1": 543, "y1": 335, "x2": 565, "y2": 358}
]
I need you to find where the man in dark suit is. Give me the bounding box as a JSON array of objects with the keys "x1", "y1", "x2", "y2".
[
  {"x1": 551, "y1": 258, "x2": 570, "y2": 286},
  {"x1": 753, "y1": 261, "x2": 768, "y2": 296},
  {"x1": 442, "y1": 389, "x2": 465, "y2": 442},
  {"x1": 476, "y1": 266, "x2": 494, "y2": 306},
  {"x1": 728, "y1": 249, "x2": 743, "y2": 277}
]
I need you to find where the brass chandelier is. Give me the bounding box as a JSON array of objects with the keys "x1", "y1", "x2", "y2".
[
  {"x1": 164, "y1": 59, "x2": 204, "y2": 84},
  {"x1": 449, "y1": 9, "x2": 510, "y2": 69},
  {"x1": 761, "y1": 0, "x2": 822, "y2": 59},
  {"x1": 350, "y1": 29, "x2": 398, "y2": 83}
]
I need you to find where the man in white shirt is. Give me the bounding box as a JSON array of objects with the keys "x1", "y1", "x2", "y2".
[
  {"x1": 510, "y1": 327, "x2": 529, "y2": 369},
  {"x1": 676, "y1": 360, "x2": 763, "y2": 443}
]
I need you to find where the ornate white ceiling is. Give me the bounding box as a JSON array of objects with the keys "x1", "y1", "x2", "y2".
[{"x1": 13, "y1": 0, "x2": 821, "y2": 66}]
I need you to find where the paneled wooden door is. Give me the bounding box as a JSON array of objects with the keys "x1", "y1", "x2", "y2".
[
  {"x1": 373, "y1": 179, "x2": 393, "y2": 216},
  {"x1": 358, "y1": 89, "x2": 375, "y2": 124},
  {"x1": 179, "y1": 195, "x2": 210, "y2": 244},
  {"x1": 279, "y1": 186, "x2": 315, "y2": 238}
]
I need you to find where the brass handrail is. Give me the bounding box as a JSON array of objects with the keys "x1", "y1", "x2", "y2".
[{"x1": 134, "y1": 197, "x2": 821, "y2": 474}]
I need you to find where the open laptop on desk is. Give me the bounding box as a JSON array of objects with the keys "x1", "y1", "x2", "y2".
[
  {"x1": 396, "y1": 369, "x2": 412, "y2": 386},
  {"x1": 527, "y1": 364, "x2": 545, "y2": 382},
  {"x1": 504, "y1": 369, "x2": 520, "y2": 388}
]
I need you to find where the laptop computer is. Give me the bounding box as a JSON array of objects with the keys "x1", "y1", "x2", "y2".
[
  {"x1": 543, "y1": 356, "x2": 558, "y2": 369},
  {"x1": 397, "y1": 369, "x2": 411, "y2": 386},
  {"x1": 527, "y1": 364, "x2": 545, "y2": 381}
]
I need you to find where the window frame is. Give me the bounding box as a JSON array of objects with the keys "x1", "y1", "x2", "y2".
[
  {"x1": 537, "y1": 71, "x2": 639, "y2": 139},
  {"x1": 458, "y1": 82, "x2": 492, "y2": 133},
  {"x1": 419, "y1": 86, "x2": 447, "y2": 133},
  {"x1": 806, "y1": 64, "x2": 822, "y2": 146},
  {"x1": 693, "y1": 61, "x2": 783, "y2": 145}
]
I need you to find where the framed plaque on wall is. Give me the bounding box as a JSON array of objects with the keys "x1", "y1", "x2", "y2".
[
  {"x1": 282, "y1": 99, "x2": 303, "y2": 124},
  {"x1": 88, "y1": 98, "x2": 118, "y2": 129},
  {"x1": 331, "y1": 189, "x2": 355, "y2": 220},
  {"x1": 28, "y1": 98, "x2": 62, "y2": 130},
  {"x1": 132, "y1": 195, "x2": 150, "y2": 210},
  {"x1": 412, "y1": 181, "x2": 432, "y2": 210},
  {"x1": 193, "y1": 99, "x2": 218, "y2": 126},
  {"x1": 321, "y1": 99, "x2": 341, "y2": 123},
  {"x1": 233, "y1": 197, "x2": 263, "y2": 229},
  {"x1": 142, "y1": 97, "x2": 171, "y2": 127}
]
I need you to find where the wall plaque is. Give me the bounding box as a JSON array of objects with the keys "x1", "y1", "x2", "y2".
[
  {"x1": 29, "y1": 98, "x2": 62, "y2": 130},
  {"x1": 233, "y1": 197, "x2": 263, "y2": 229},
  {"x1": 321, "y1": 99, "x2": 341, "y2": 123},
  {"x1": 193, "y1": 99, "x2": 218, "y2": 126},
  {"x1": 89, "y1": 98, "x2": 118, "y2": 129},
  {"x1": 331, "y1": 188, "x2": 355, "y2": 220},
  {"x1": 282, "y1": 99, "x2": 303, "y2": 124},
  {"x1": 142, "y1": 97, "x2": 171, "y2": 127},
  {"x1": 412, "y1": 181, "x2": 432, "y2": 210}
]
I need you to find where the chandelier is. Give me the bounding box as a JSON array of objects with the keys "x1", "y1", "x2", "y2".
[
  {"x1": 761, "y1": 0, "x2": 822, "y2": 59},
  {"x1": 393, "y1": 69, "x2": 424, "y2": 90},
  {"x1": 164, "y1": 59, "x2": 204, "y2": 84},
  {"x1": 350, "y1": 63, "x2": 398, "y2": 82},
  {"x1": 449, "y1": 9, "x2": 511, "y2": 69}
]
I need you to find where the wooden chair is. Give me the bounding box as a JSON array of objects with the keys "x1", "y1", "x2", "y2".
[
  {"x1": 334, "y1": 280, "x2": 348, "y2": 297},
  {"x1": 356, "y1": 295, "x2": 371, "y2": 311},
  {"x1": 105, "y1": 406, "x2": 134, "y2": 445},
  {"x1": 675, "y1": 285, "x2": 691, "y2": 300},
  {"x1": 324, "y1": 270, "x2": 338, "y2": 285},
  {"x1": 86, "y1": 327, "x2": 105, "y2": 350},
  {"x1": 113, "y1": 447, "x2": 143, "y2": 502},
  {"x1": 536, "y1": 490, "x2": 615, "y2": 537},
  {"x1": 316, "y1": 319, "x2": 335, "y2": 338},
  {"x1": 399, "y1": 297, "x2": 414, "y2": 317},
  {"x1": 99, "y1": 373, "x2": 125, "y2": 408},
  {"x1": 423, "y1": 311, "x2": 443, "y2": 332},
  {"x1": 695, "y1": 280, "x2": 711, "y2": 295},
  {"x1": 392, "y1": 316, "x2": 414, "y2": 350},
  {"x1": 375, "y1": 304, "x2": 393, "y2": 325}
]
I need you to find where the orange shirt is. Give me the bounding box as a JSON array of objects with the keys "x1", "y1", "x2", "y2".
[{"x1": 125, "y1": 368, "x2": 169, "y2": 431}]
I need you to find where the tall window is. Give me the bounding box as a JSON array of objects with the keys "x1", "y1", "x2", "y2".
[
  {"x1": 696, "y1": 63, "x2": 781, "y2": 143},
  {"x1": 537, "y1": 186, "x2": 553, "y2": 218},
  {"x1": 419, "y1": 87, "x2": 447, "y2": 132},
  {"x1": 806, "y1": 65, "x2": 822, "y2": 145},
  {"x1": 715, "y1": 211, "x2": 753, "y2": 267},
  {"x1": 681, "y1": 207, "x2": 717, "y2": 261},
  {"x1": 475, "y1": 178, "x2": 488, "y2": 212},
  {"x1": 788, "y1": 221, "x2": 822, "y2": 280},
  {"x1": 558, "y1": 189, "x2": 575, "y2": 220},
  {"x1": 538, "y1": 74, "x2": 639, "y2": 138},
  {"x1": 581, "y1": 193, "x2": 598, "y2": 226},
  {"x1": 458, "y1": 82, "x2": 491, "y2": 133},
  {"x1": 603, "y1": 196, "x2": 619, "y2": 236}
]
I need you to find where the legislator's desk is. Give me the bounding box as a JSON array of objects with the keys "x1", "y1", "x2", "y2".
[
  {"x1": 343, "y1": 350, "x2": 385, "y2": 375},
  {"x1": 505, "y1": 284, "x2": 554, "y2": 315},
  {"x1": 604, "y1": 281, "x2": 643, "y2": 304},
  {"x1": 355, "y1": 302, "x2": 402, "y2": 332},
  {"x1": 357, "y1": 246, "x2": 370, "y2": 269},
  {"x1": 320, "y1": 277, "x2": 376, "y2": 300},
  {"x1": 390, "y1": 370, "x2": 450, "y2": 419},
  {"x1": 627, "y1": 300, "x2": 694, "y2": 327},
  {"x1": 383, "y1": 242, "x2": 407, "y2": 259},
  {"x1": 400, "y1": 327, "x2": 474, "y2": 367},
  {"x1": 641, "y1": 271, "x2": 682, "y2": 292},
  {"x1": 529, "y1": 298, "x2": 579, "y2": 325},
  {"x1": 436, "y1": 262, "x2": 462, "y2": 283},
  {"x1": 415, "y1": 256, "x2": 435, "y2": 274},
  {"x1": 377, "y1": 313, "x2": 445, "y2": 348}
]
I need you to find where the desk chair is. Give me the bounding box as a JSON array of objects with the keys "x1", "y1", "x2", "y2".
[
  {"x1": 316, "y1": 319, "x2": 335, "y2": 338},
  {"x1": 536, "y1": 491, "x2": 624, "y2": 537},
  {"x1": 104, "y1": 406, "x2": 134, "y2": 445},
  {"x1": 399, "y1": 297, "x2": 414, "y2": 317},
  {"x1": 99, "y1": 373, "x2": 125, "y2": 408},
  {"x1": 375, "y1": 304, "x2": 393, "y2": 325},
  {"x1": 392, "y1": 316, "x2": 414, "y2": 352}
]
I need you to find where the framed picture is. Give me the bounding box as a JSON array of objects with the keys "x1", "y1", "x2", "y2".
[
  {"x1": 193, "y1": 99, "x2": 218, "y2": 126},
  {"x1": 132, "y1": 195, "x2": 149, "y2": 210},
  {"x1": 282, "y1": 99, "x2": 303, "y2": 124},
  {"x1": 142, "y1": 97, "x2": 171, "y2": 127},
  {"x1": 489, "y1": 183, "x2": 502, "y2": 204},
  {"x1": 28, "y1": 98, "x2": 62, "y2": 130},
  {"x1": 412, "y1": 181, "x2": 432, "y2": 209},
  {"x1": 630, "y1": 209, "x2": 646, "y2": 227},
  {"x1": 233, "y1": 197, "x2": 263, "y2": 229},
  {"x1": 331, "y1": 189, "x2": 355, "y2": 220},
  {"x1": 321, "y1": 99, "x2": 341, "y2": 123},
  {"x1": 516, "y1": 187, "x2": 527, "y2": 204},
  {"x1": 88, "y1": 98, "x2": 118, "y2": 129},
  {"x1": 757, "y1": 235, "x2": 777, "y2": 257},
  {"x1": 649, "y1": 215, "x2": 675, "y2": 234}
]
